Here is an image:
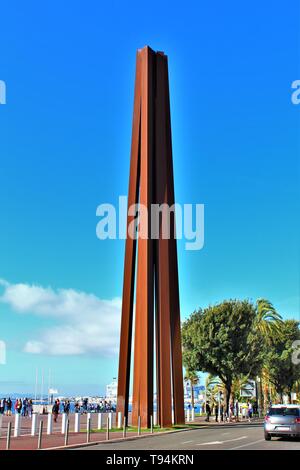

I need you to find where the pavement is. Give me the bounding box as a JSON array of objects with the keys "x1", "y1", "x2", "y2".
[
  {"x1": 2, "y1": 414, "x2": 300, "y2": 451},
  {"x1": 75, "y1": 422, "x2": 300, "y2": 451}
]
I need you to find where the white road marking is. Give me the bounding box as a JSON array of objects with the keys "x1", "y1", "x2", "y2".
[
  {"x1": 182, "y1": 440, "x2": 194, "y2": 444},
  {"x1": 197, "y1": 436, "x2": 247, "y2": 446},
  {"x1": 229, "y1": 439, "x2": 265, "y2": 450}
]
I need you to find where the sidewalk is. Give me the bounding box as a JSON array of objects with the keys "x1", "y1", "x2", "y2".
[{"x1": 0, "y1": 414, "x2": 263, "y2": 450}]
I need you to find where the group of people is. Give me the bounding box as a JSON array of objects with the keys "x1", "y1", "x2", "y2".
[
  {"x1": 15, "y1": 398, "x2": 34, "y2": 417},
  {"x1": 74, "y1": 399, "x2": 115, "y2": 414},
  {"x1": 51, "y1": 398, "x2": 116, "y2": 421},
  {"x1": 204, "y1": 400, "x2": 258, "y2": 423},
  {"x1": 0, "y1": 397, "x2": 34, "y2": 417},
  {"x1": 0, "y1": 397, "x2": 12, "y2": 415}
]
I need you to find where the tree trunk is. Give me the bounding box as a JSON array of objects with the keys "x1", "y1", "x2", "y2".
[
  {"x1": 225, "y1": 383, "x2": 231, "y2": 416},
  {"x1": 258, "y1": 377, "x2": 264, "y2": 415},
  {"x1": 191, "y1": 383, "x2": 195, "y2": 410}
]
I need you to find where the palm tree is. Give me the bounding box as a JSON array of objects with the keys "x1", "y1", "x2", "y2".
[
  {"x1": 255, "y1": 299, "x2": 283, "y2": 340},
  {"x1": 184, "y1": 370, "x2": 199, "y2": 410},
  {"x1": 254, "y1": 299, "x2": 283, "y2": 412}
]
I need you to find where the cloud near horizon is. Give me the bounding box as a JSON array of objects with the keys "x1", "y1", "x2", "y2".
[{"x1": 0, "y1": 279, "x2": 121, "y2": 356}]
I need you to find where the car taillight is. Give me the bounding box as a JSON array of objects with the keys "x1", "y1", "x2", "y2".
[
  {"x1": 295, "y1": 417, "x2": 300, "y2": 423},
  {"x1": 265, "y1": 416, "x2": 270, "y2": 422}
]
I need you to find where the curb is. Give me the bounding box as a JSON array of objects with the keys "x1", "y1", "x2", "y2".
[
  {"x1": 43, "y1": 420, "x2": 263, "y2": 451},
  {"x1": 43, "y1": 426, "x2": 207, "y2": 450}
]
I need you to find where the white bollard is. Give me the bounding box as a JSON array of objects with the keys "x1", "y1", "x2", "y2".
[
  {"x1": 31, "y1": 413, "x2": 38, "y2": 436},
  {"x1": 191, "y1": 408, "x2": 195, "y2": 421},
  {"x1": 108, "y1": 412, "x2": 112, "y2": 430},
  {"x1": 74, "y1": 413, "x2": 80, "y2": 433},
  {"x1": 97, "y1": 413, "x2": 103, "y2": 430},
  {"x1": 186, "y1": 408, "x2": 190, "y2": 422},
  {"x1": 153, "y1": 411, "x2": 157, "y2": 426},
  {"x1": 47, "y1": 413, "x2": 53, "y2": 435},
  {"x1": 117, "y1": 411, "x2": 122, "y2": 429},
  {"x1": 172, "y1": 409, "x2": 175, "y2": 425},
  {"x1": 61, "y1": 413, "x2": 67, "y2": 434},
  {"x1": 14, "y1": 413, "x2": 21, "y2": 437},
  {"x1": 87, "y1": 412, "x2": 92, "y2": 430}
]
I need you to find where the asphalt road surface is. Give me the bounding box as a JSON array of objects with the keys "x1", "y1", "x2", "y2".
[{"x1": 77, "y1": 423, "x2": 300, "y2": 450}]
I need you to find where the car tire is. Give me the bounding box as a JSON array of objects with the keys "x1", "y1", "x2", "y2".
[{"x1": 264, "y1": 432, "x2": 271, "y2": 441}]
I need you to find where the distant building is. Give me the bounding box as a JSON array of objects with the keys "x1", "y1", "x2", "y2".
[
  {"x1": 106, "y1": 379, "x2": 118, "y2": 399},
  {"x1": 184, "y1": 382, "x2": 205, "y2": 401}
]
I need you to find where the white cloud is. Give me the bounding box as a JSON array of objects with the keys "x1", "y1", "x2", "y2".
[{"x1": 0, "y1": 279, "x2": 121, "y2": 357}]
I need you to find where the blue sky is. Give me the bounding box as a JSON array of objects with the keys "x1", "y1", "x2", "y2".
[{"x1": 0, "y1": 1, "x2": 299, "y2": 396}]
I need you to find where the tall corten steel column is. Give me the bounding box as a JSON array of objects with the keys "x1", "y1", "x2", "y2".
[{"x1": 117, "y1": 46, "x2": 185, "y2": 428}]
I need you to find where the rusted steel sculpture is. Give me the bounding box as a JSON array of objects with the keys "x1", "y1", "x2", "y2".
[{"x1": 117, "y1": 46, "x2": 185, "y2": 428}]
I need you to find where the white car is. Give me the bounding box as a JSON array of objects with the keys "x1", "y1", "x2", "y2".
[{"x1": 264, "y1": 404, "x2": 300, "y2": 440}]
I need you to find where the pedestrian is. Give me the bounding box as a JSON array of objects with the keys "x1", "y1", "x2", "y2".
[
  {"x1": 6, "y1": 397, "x2": 12, "y2": 416},
  {"x1": 205, "y1": 402, "x2": 211, "y2": 422},
  {"x1": 0, "y1": 398, "x2": 5, "y2": 414},
  {"x1": 64, "y1": 400, "x2": 70, "y2": 415},
  {"x1": 52, "y1": 400, "x2": 59, "y2": 423},
  {"x1": 220, "y1": 403, "x2": 224, "y2": 422},
  {"x1": 74, "y1": 402, "x2": 80, "y2": 413},
  {"x1": 247, "y1": 401, "x2": 253, "y2": 422},
  {"x1": 215, "y1": 404, "x2": 219, "y2": 422},
  {"x1": 229, "y1": 401, "x2": 234, "y2": 421},
  {"x1": 15, "y1": 398, "x2": 22, "y2": 414},
  {"x1": 235, "y1": 400, "x2": 239, "y2": 421},
  {"x1": 27, "y1": 399, "x2": 33, "y2": 418},
  {"x1": 22, "y1": 397, "x2": 28, "y2": 417}
]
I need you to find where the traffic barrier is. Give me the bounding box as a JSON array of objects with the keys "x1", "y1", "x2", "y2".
[
  {"x1": 74, "y1": 412, "x2": 80, "y2": 432},
  {"x1": 61, "y1": 413, "x2": 67, "y2": 434},
  {"x1": 87, "y1": 416, "x2": 91, "y2": 443},
  {"x1": 97, "y1": 412, "x2": 102, "y2": 430},
  {"x1": 31, "y1": 413, "x2": 38, "y2": 436},
  {"x1": 64, "y1": 418, "x2": 70, "y2": 446},
  {"x1": 14, "y1": 413, "x2": 21, "y2": 437},
  {"x1": 47, "y1": 413, "x2": 53, "y2": 435},
  {"x1": 6, "y1": 422, "x2": 12, "y2": 450},
  {"x1": 108, "y1": 412, "x2": 113, "y2": 430},
  {"x1": 123, "y1": 416, "x2": 126, "y2": 438},
  {"x1": 117, "y1": 411, "x2": 122, "y2": 429},
  {"x1": 106, "y1": 416, "x2": 110, "y2": 440},
  {"x1": 37, "y1": 420, "x2": 43, "y2": 450}
]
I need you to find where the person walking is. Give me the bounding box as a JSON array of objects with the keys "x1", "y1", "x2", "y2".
[
  {"x1": 247, "y1": 401, "x2": 253, "y2": 422},
  {"x1": 235, "y1": 400, "x2": 239, "y2": 421},
  {"x1": 15, "y1": 398, "x2": 22, "y2": 414},
  {"x1": 205, "y1": 402, "x2": 211, "y2": 422},
  {"x1": 6, "y1": 397, "x2": 12, "y2": 416},
  {"x1": 0, "y1": 398, "x2": 5, "y2": 414},
  {"x1": 52, "y1": 400, "x2": 59, "y2": 423},
  {"x1": 27, "y1": 399, "x2": 33, "y2": 418},
  {"x1": 64, "y1": 400, "x2": 70, "y2": 415}
]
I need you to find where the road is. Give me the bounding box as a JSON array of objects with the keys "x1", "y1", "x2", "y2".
[{"x1": 77, "y1": 423, "x2": 300, "y2": 450}]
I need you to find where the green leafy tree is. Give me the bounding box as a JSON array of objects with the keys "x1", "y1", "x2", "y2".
[
  {"x1": 254, "y1": 298, "x2": 283, "y2": 411},
  {"x1": 182, "y1": 300, "x2": 264, "y2": 413},
  {"x1": 264, "y1": 320, "x2": 300, "y2": 402}
]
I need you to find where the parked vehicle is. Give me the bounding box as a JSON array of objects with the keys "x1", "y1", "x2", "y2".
[{"x1": 264, "y1": 404, "x2": 300, "y2": 440}]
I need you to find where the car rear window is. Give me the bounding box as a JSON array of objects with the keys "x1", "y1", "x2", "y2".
[{"x1": 268, "y1": 407, "x2": 300, "y2": 416}]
